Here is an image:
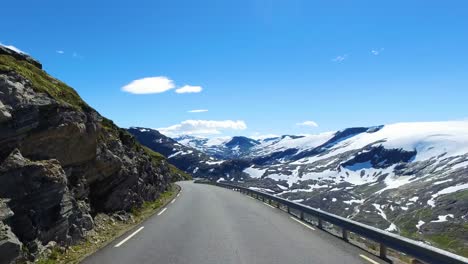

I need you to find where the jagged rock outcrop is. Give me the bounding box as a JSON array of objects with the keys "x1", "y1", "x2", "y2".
[
  {"x1": 0, "y1": 149, "x2": 89, "y2": 252},
  {"x1": 0, "y1": 199, "x2": 22, "y2": 264},
  {"x1": 0, "y1": 46, "x2": 187, "y2": 261}
]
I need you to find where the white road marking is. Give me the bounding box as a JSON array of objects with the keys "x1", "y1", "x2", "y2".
[
  {"x1": 171, "y1": 198, "x2": 177, "y2": 204},
  {"x1": 114, "y1": 226, "x2": 144, "y2": 248},
  {"x1": 157, "y1": 208, "x2": 167, "y2": 216},
  {"x1": 176, "y1": 193, "x2": 180, "y2": 197},
  {"x1": 247, "y1": 196, "x2": 255, "y2": 200},
  {"x1": 290, "y1": 217, "x2": 316, "y2": 231},
  {"x1": 359, "y1": 254, "x2": 380, "y2": 264},
  {"x1": 263, "y1": 202, "x2": 276, "y2": 209}
]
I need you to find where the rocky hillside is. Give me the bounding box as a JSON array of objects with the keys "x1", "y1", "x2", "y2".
[
  {"x1": 0, "y1": 46, "x2": 189, "y2": 263},
  {"x1": 142, "y1": 122, "x2": 468, "y2": 256}
]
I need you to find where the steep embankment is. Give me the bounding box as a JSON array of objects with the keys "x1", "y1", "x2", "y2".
[{"x1": 0, "y1": 46, "x2": 189, "y2": 263}]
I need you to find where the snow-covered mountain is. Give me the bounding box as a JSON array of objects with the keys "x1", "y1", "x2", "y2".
[
  {"x1": 177, "y1": 121, "x2": 468, "y2": 255},
  {"x1": 174, "y1": 135, "x2": 260, "y2": 159},
  {"x1": 134, "y1": 121, "x2": 468, "y2": 256}
]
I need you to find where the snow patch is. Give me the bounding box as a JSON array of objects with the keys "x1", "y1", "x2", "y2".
[
  {"x1": 372, "y1": 204, "x2": 388, "y2": 220},
  {"x1": 433, "y1": 179, "x2": 453, "y2": 185},
  {"x1": 344, "y1": 199, "x2": 364, "y2": 205},
  {"x1": 416, "y1": 220, "x2": 425, "y2": 230},
  {"x1": 244, "y1": 166, "x2": 267, "y2": 179},
  {"x1": 385, "y1": 223, "x2": 398, "y2": 232},
  {"x1": 431, "y1": 214, "x2": 454, "y2": 223}
]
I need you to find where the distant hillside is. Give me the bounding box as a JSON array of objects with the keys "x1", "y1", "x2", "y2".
[{"x1": 128, "y1": 127, "x2": 249, "y2": 180}]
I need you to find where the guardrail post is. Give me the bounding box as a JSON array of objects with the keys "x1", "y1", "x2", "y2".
[
  {"x1": 318, "y1": 218, "x2": 323, "y2": 229},
  {"x1": 342, "y1": 228, "x2": 349, "y2": 242},
  {"x1": 287, "y1": 206, "x2": 290, "y2": 214},
  {"x1": 276, "y1": 202, "x2": 280, "y2": 208},
  {"x1": 300, "y1": 211, "x2": 304, "y2": 220},
  {"x1": 380, "y1": 243, "x2": 387, "y2": 260}
]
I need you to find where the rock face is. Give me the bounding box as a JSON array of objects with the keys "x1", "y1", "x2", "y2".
[
  {"x1": 0, "y1": 46, "x2": 184, "y2": 261},
  {"x1": 0, "y1": 199, "x2": 22, "y2": 264}
]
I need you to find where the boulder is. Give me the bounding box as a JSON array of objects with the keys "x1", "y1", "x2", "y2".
[{"x1": 0, "y1": 221, "x2": 22, "y2": 264}]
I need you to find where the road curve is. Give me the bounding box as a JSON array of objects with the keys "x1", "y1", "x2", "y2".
[{"x1": 82, "y1": 181, "x2": 384, "y2": 264}]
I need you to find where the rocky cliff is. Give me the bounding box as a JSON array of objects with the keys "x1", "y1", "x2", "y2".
[{"x1": 0, "y1": 46, "x2": 188, "y2": 263}]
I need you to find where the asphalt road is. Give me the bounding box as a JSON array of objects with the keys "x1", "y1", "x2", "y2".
[{"x1": 82, "y1": 181, "x2": 384, "y2": 264}]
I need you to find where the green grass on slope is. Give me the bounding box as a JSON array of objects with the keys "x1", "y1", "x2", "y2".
[
  {"x1": 0, "y1": 54, "x2": 89, "y2": 110},
  {"x1": 394, "y1": 206, "x2": 468, "y2": 258}
]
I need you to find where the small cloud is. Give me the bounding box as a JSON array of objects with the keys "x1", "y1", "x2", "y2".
[
  {"x1": 297, "y1": 121, "x2": 319, "y2": 128},
  {"x1": 371, "y1": 48, "x2": 384, "y2": 56},
  {"x1": 175, "y1": 85, "x2": 203, "y2": 94},
  {"x1": 158, "y1": 120, "x2": 247, "y2": 136},
  {"x1": 56, "y1": 50, "x2": 64, "y2": 54},
  {"x1": 188, "y1": 109, "x2": 208, "y2": 113},
  {"x1": 122, "y1": 76, "x2": 175, "y2": 94},
  {"x1": 72, "y1": 51, "x2": 84, "y2": 59},
  {"x1": 0, "y1": 42, "x2": 26, "y2": 54},
  {"x1": 332, "y1": 55, "x2": 347, "y2": 63}
]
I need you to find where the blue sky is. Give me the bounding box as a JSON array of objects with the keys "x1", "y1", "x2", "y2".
[{"x1": 2, "y1": 0, "x2": 468, "y2": 137}]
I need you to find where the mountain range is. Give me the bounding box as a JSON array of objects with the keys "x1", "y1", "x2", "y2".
[
  {"x1": 1, "y1": 43, "x2": 467, "y2": 261},
  {"x1": 129, "y1": 121, "x2": 468, "y2": 256}
]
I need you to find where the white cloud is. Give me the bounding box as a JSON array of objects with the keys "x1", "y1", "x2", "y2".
[
  {"x1": 297, "y1": 121, "x2": 319, "y2": 128},
  {"x1": 175, "y1": 85, "x2": 203, "y2": 94},
  {"x1": 188, "y1": 109, "x2": 208, "y2": 113},
  {"x1": 332, "y1": 55, "x2": 347, "y2": 63},
  {"x1": 0, "y1": 42, "x2": 26, "y2": 54},
  {"x1": 371, "y1": 48, "x2": 384, "y2": 55},
  {"x1": 72, "y1": 51, "x2": 84, "y2": 59},
  {"x1": 158, "y1": 120, "x2": 247, "y2": 136},
  {"x1": 56, "y1": 50, "x2": 64, "y2": 54},
  {"x1": 122, "y1": 76, "x2": 175, "y2": 94}
]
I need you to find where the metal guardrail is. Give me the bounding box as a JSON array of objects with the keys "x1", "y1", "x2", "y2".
[{"x1": 195, "y1": 180, "x2": 468, "y2": 264}]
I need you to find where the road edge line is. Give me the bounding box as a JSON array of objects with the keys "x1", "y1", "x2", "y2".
[
  {"x1": 290, "y1": 216, "x2": 316, "y2": 231},
  {"x1": 359, "y1": 254, "x2": 380, "y2": 264},
  {"x1": 114, "y1": 226, "x2": 145, "y2": 248}
]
